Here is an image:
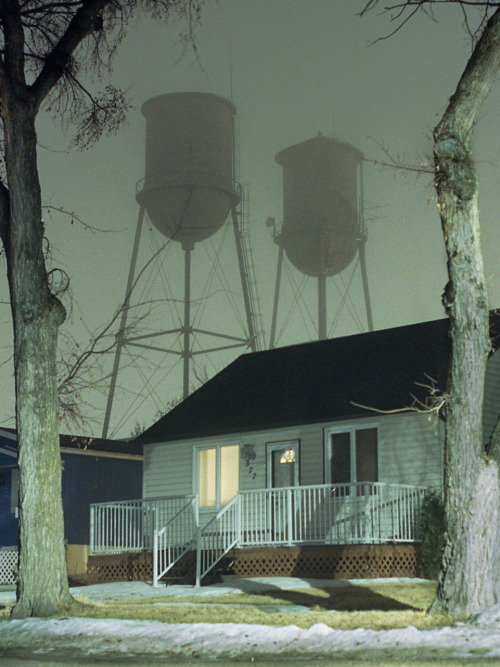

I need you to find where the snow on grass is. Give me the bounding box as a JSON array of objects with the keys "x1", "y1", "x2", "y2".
[
  {"x1": 0, "y1": 578, "x2": 499, "y2": 661},
  {"x1": 0, "y1": 613, "x2": 500, "y2": 661}
]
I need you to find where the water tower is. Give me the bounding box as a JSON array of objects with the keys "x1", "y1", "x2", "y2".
[
  {"x1": 269, "y1": 134, "x2": 373, "y2": 346},
  {"x1": 138, "y1": 93, "x2": 238, "y2": 246},
  {"x1": 102, "y1": 93, "x2": 261, "y2": 438}
]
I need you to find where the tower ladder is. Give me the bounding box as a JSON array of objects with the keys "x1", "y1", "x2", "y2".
[{"x1": 238, "y1": 183, "x2": 264, "y2": 351}]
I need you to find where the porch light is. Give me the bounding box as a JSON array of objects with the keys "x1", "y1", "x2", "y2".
[
  {"x1": 242, "y1": 443, "x2": 256, "y2": 465},
  {"x1": 279, "y1": 448, "x2": 295, "y2": 464}
]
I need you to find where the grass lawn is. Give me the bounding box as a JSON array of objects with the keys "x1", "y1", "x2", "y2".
[{"x1": 0, "y1": 580, "x2": 448, "y2": 630}]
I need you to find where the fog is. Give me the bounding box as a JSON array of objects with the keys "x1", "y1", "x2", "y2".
[{"x1": 2, "y1": 1, "x2": 500, "y2": 438}]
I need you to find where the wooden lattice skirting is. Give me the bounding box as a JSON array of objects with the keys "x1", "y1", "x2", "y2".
[
  {"x1": 233, "y1": 544, "x2": 421, "y2": 579},
  {"x1": 87, "y1": 544, "x2": 421, "y2": 584}
]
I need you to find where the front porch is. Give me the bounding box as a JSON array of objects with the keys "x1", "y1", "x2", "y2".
[{"x1": 89, "y1": 482, "x2": 427, "y2": 586}]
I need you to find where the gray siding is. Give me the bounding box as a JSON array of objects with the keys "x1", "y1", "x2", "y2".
[
  {"x1": 143, "y1": 411, "x2": 444, "y2": 500},
  {"x1": 377, "y1": 412, "x2": 443, "y2": 488},
  {"x1": 143, "y1": 439, "x2": 192, "y2": 498}
]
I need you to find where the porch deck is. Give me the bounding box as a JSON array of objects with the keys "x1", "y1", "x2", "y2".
[{"x1": 90, "y1": 482, "x2": 427, "y2": 586}]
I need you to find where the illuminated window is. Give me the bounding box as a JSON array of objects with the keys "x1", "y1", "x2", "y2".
[
  {"x1": 279, "y1": 448, "x2": 296, "y2": 464},
  {"x1": 199, "y1": 448, "x2": 216, "y2": 508},
  {"x1": 198, "y1": 444, "x2": 239, "y2": 508}
]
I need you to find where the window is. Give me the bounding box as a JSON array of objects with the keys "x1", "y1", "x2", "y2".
[
  {"x1": 325, "y1": 426, "x2": 378, "y2": 485},
  {"x1": 197, "y1": 444, "x2": 239, "y2": 508}
]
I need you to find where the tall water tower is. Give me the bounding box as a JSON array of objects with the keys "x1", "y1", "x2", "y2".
[
  {"x1": 269, "y1": 134, "x2": 373, "y2": 346},
  {"x1": 102, "y1": 93, "x2": 261, "y2": 438},
  {"x1": 138, "y1": 93, "x2": 238, "y2": 245}
]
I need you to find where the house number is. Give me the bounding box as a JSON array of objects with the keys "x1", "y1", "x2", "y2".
[{"x1": 245, "y1": 462, "x2": 256, "y2": 480}]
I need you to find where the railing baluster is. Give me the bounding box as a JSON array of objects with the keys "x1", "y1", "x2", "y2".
[{"x1": 91, "y1": 483, "x2": 429, "y2": 560}]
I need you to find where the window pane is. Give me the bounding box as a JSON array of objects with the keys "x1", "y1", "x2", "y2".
[
  {"x1": 331, "y1": 432, "x2": 351, "y2": 484},
  {"x1": 220, "y1": 445, "x2": 239, "y2": 506},
  {"x1": 272, "y1": 449, "x2": 296, "y2": 488},
  {"x1": 199, "y1": 448, "x2": 216, "y2": 507},
  {"x1": 356, "y1": 428, "x2": 378, "y2": 482}
]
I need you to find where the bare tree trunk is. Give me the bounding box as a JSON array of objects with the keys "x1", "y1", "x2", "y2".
[
  {"x1": 429, "y1": 8, "x2": 500, "y2": 618},
  {"x1": 2, "y1": 96, "x2": 74, "y2": 617},
  {"x1": 0, "y1": 0, "x2": 198, "y2": 619}
]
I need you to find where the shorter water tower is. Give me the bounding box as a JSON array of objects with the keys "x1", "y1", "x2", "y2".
[
  {"x1": 102, "y1": 93, "x2": 261, "y2": 438},
  {"x1": 269, "y1": 134, "x2": 373, "y2": 346}
]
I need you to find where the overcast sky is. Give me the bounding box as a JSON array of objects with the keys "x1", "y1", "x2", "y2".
[{"x1": 2, "y1": 1, "x2": 500, "y2": 438}]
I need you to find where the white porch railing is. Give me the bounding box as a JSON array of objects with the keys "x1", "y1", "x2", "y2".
[
  {"x1": 238, "y1": 483, "x2": 427, "y2": 546},
  {"x1": 90, "y1": 483, "x2": 427, "y2": 583},
  {"x1": 90, "y1": 495, "x2": 196, "y2": 555}
]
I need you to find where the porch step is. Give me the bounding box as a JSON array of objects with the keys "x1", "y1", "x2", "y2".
[
  {"x1": 160, "y1": 549, "x2": 196, "y2": 585},
  {"x1": 160, "y1": 549, "x2": 236, "y2": 586}
]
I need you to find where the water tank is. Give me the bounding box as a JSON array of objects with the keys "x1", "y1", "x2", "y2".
[
  {"x1": 136, "y1": 93, "x2": 239, "y2": 245},
  {"x1": 275, "y1": 135, "x2": 363, "y2": 277}
]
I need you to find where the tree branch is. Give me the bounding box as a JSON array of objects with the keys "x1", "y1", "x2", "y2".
[
  {"x1": 437, "y1": 7, "x2": 500, "y2": 139},
  {"x1": 30, "y1": 0, "x2": 110, "y2": 108},
  {"x1": 359, "y1": 1, "x2": 500, "y2": 43}
]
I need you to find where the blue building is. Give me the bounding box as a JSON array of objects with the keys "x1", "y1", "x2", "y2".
[{"x1": 0, "y1": 428, "x2": 142, "y2": 579}]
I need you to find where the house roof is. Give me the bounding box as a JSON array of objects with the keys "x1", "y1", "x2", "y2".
[
  {"x1": 0, "y1": 428, "x2": 142, "y2": 458},
  {"x1": 138, "y1": 316, "x2": 488, "y2": 445}
]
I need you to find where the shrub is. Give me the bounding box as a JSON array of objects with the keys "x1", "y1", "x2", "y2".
[{"x1": 419, "y1": 490, "x2": 445, "y2": 580}]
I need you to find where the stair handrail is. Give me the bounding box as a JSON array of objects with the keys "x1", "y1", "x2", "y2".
[
  {"x1": 153, "y1": 496, "x2": 198, "y2": 587},
  {"x1": 195, "y1": 494, "x2": 240, "y2": 587}
]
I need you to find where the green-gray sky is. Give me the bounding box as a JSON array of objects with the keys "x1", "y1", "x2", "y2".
[{"x1": 2, "y1": 2, "x2": 499, "y2": 437}]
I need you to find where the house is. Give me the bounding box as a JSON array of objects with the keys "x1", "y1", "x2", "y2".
[
  {"x1": 0, "y1": 428, "x2": 142, "y2": 582},
  {"x1": 89, "y1": 316, "x2": 500, "y2": 585}
]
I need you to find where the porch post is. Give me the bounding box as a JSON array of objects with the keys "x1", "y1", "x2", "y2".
[
  {"x1": 153, "y1": 527, "x2": 159, "y2": 588},
  {"x1": 195, "y1": 526, "x2": 202, "y2": 588},
  {"x1": 364, "y1": 483, "x2": 371, "y2": 543},
  {"x1": 237, "y1": 494, "x2": 242, "y2": 546},
  {"x1": 90, "y1": 504, "x2": 95, "y2": 554},
  {"x1": 287, "y1": 488, "x2": 293, "y2": 545}
]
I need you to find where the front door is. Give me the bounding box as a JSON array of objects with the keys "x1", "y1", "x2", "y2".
[
  {"x1": 266, "y1": 441, "x2": 299, "y2": 543},
  {"x1": 267, "y1": 441, "x2": 299, "y2": 489}
]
